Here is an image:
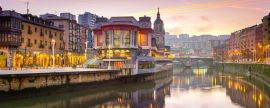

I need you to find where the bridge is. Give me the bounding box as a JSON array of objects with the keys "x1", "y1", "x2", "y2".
[{"x1": 173, "y1": 57, "x2": 214, "y2": 67}]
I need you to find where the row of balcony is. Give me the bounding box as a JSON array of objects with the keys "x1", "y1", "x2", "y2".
[
  {"x1": 26, "y1": 42, "x2": 64, "y2": 50},
  {"x1": 27, "y1": 30, "x2": 54, "y2": 39}
]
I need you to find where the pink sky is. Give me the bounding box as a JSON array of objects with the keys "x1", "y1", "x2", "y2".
[{"x1": 1, "y1": 0, "x2": 269, "y2": 35}]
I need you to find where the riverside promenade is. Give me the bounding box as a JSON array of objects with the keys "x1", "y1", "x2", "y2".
[{"x1": 0, "y1": 67, "x2": 119, "y2": 76}]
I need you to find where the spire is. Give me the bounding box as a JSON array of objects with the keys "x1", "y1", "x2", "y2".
[{"x1": 157, "y1": 8, "x2": 160, "y2": 19}]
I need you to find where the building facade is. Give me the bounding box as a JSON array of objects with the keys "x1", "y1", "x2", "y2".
[
  {"x1": 0, "y1": 7, "x2": 70, "y2": 69},
  {"x1": 0, "y1": 8, "x2": 22, "y2": 69},
  {"x1": 78, "y1": 12, "x2": 97, "y2": 29},
  {"x1": 41, "y1": 13, "x2": 88, "y2": 65},
  {"x1": 18, "y1": 14, "x2": 64, "y2": 68},
  {"x1": 93, "y1": 16, "x2": 153, "y2": 69},
  {"x1": 226, "y1": 25, "x2": 263, "y2": 62},
  {"x1": 262, "y1": 13, "x2": 270, "y2": 62},
  {"x1": 78, "y1": 12, "x2": 97, "y2": 49}
]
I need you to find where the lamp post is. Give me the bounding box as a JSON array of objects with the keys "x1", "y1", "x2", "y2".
[
  {"x1": 108, "y1": 45, "x2": 111, "y2": 69},
  {"x1": 52, "y1": 39, "x2": 55, "y2": 68},
  {"x1": 252, "y1": 49, "x2": 257, "y2": 63},
  {"x1": 265, "y1": 45, "x2": 269, "y2": 64},
  {"x1": 266, "y1": 44, "x2": 269, "y2": 64},
  {"x1": 85, "y1": 41, "x2": 88, "y2": 61}
]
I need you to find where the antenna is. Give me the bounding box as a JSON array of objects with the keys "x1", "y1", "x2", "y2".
[{"x1": 26, "y1": 1, "x2": 29, "y2": 14}]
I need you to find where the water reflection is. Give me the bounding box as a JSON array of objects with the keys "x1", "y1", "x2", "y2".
[{"x1": 0, "y1": 67, "x2": 269, "y2": 108}]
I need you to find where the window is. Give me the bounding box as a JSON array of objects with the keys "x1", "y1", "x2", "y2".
[
  {"x1": 105, "y1": 31, "x2": 110, "y2": 46},
  {"x1": 35, "y1": 27, "x2": 37, "y2": 32},
  {"x1": 34, "y1": 40, "x2": 37, "y2": 44},
  {"x1": 59, "y1": 25, "x2": 64, "y2": 28},
  {"x1": 97, "y1": 33, "x2": 102, "y2": 46},
  {"x1": 27, "y1": 39, "x2": 31, "y2": 46},
  {"x1": 134, "y1": 31, "x2": 137, "y2": 46},
  {"x1": 113, "y1": 30, "x2": 121, "y2": 47},
  {"x1": 123, "y1": 30, "x2": 130, "y2": 46},
  {"x1": 40, "y1": 29, "x2": 44, "y2": 36},
  {"x1": 138, "y1": 33, "x2": 148, "y2": 46},
  {"x1": 28, "y1": 26, "x2": 32, "y2": 34}
]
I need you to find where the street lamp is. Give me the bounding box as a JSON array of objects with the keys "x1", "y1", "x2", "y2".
[
  {"x1": 252, "y1": 50, "x2": 256, "y2": 63},
  {"x1": 265, "y1": 44, "x2": 269, "y2": 63},
  {"x1": 108, "y1": 45, "x2": 111, "y2": 69},
  {"x1": 85, "y1": 41, "x2": 88, "y2": 61},
  {"x1": 52, "y1": 39, "x2": 55, "y2": 68}
]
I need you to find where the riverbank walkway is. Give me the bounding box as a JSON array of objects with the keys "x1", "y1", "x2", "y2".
[{"x1": 0, "y1": 67, "x2": 119, "y2": 76}]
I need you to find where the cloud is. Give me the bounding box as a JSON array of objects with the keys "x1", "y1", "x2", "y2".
[
  {"x1": 16, "y1": 0, "x2": 31, "y2": 2},
  {"x1": 170, "y1": 15, "x2": 188, "y2": 21},
  {"x1": 200, "y1": 16, "x2": 209, "y2": 21},
  {"x1": 167, "y1": 27, "x2": 182, "y2": 34},
  {"x1": 228, "y1": 5, "x2": 269, "y2": 12},
  {"x1": 195, "y1": 25, "x2": 213, "y2": 32},
  {"x1": 128, "y1": 0, "x2": 269, "y2": 16}
]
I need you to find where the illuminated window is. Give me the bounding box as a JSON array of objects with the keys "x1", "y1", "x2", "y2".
[
  {"x1": 126, "y1": 50, "x2": 131, "y2": 59},
  {"x1": 138, "y1": 33, "x2": 148, "y2": 46},
  {"x1": 120, "y1": 50, "x2": 125, "y2": 58},
  {"x1": 97, "y1": 34, "x2": 102, "y2": 46},
  {"x1": 106, "y1": 50, "x2": 113, "y2": 58},
  {"x1": 123, "y1": 30, "x2": 130, "y2": 46},
  {"x1": 105, "y1": 31, "x2": 110, "y2": 47},
  {"x1": 114, "y1": 30, "x2": 121, "y2": 47},
  {"x1": 114, "y1": 50, "x2": 120, "y2": 58}
]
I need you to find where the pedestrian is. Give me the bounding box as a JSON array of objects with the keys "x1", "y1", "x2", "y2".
[{"x1": 248, "y1": 66, "x2": 252, "y2": 73}]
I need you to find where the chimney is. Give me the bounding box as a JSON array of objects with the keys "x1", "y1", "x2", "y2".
[{"x1": 0, "y1": 6, "x2": 2, "y2": 14}]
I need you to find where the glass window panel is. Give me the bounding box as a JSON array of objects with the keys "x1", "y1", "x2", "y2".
[
  {"x1": 105, "y1": 31, "x2": 110, "y2": 47},
  {"x1": 97, "y1": 34, "x2": 102, "y2": 46},
  {"x1": 123, "y1": 30, "x2": 130, "y2": 46},
  {"x1": 113, "y1": 30, "x2": 121, "y2": 47}
]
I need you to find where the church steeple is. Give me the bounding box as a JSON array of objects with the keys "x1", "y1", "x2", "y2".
[
  {"x1": 157, "y1": 8, "x2": 160, "y2": 19},
  {"x1": 153, "y1": 7, "x2": 165, "y2": 49}
]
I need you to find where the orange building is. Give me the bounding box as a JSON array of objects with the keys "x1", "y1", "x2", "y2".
[{"x1": 15, "y1": 14, "x2": 65, "y2": 69}]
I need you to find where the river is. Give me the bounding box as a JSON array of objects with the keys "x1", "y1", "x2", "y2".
[{"x1": 0, "y1": 65, "x2": 269, "y2": 108}]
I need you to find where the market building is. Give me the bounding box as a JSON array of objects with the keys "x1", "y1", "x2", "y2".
[{"x1": 93, "y1": 16, "x2": 153, "y2": 69}]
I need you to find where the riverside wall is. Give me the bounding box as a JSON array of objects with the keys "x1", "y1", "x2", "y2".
[
  {"x1": 216, "y1": 63, "x2": 270, "y2": 78},
  {"x1": 0, "y1": 65, "x2": 173, "y2": 101}
]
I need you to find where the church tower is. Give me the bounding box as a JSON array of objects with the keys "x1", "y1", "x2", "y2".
[{"x1": 153, "y1": 8, "x2": 165, "y2": 49}]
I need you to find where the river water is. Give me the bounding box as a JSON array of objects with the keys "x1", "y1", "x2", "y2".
[{"x1": 0, "y1": 65, "x2": 270, "y2": 108}]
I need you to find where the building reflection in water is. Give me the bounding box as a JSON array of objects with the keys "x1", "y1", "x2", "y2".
[
  {"x1": 0, "y1": 67, "x2": 269, "y2": 108},
  {"x1": 95, "y1": 80, "x2": 172, "y2": 108},
  {"x1": 170, "y1": 67, "x2": 270, "y2": 108}
]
